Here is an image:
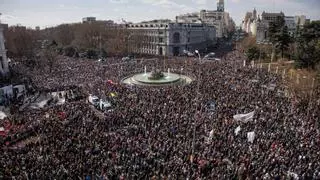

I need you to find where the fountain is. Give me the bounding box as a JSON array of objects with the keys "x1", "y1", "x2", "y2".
[{"x1": 122, "y1": 66, "x2": 192, "y2": 86}]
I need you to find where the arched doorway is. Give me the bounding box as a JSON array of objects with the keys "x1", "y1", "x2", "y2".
[
  {"x1": 173, "y1": 47, "x2": 180, "y2": 56},
  {"x1": 159, "y1": 47, "x2": 163, "y2": 55}
]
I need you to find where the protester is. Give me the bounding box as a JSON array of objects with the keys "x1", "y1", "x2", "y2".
[{"x1": 0, "y1": 51, "x2": 319, "y2": 179}]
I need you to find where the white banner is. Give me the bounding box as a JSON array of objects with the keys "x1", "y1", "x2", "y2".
[
  {"x1": 234, "y1": 126, "x2": 241, "y2": 136},
  {"x1": 233, "y1": 111, "x2": 255, "y2": 123},
  {"x1": 0, "y1": 111, "x2": 7, "y2": 120},
  {"x1": 247, "y1": 131, "x2": 255, "y2": 143}
]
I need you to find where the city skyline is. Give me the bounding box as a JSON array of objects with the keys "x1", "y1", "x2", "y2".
[{"x1": 0, "y1": 0, "x2": 319, "y2": 28}]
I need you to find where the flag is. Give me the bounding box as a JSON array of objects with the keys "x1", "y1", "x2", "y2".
[
  {"x1": 209, "y1": 129, "x2": 214, "y2": 139},
  {"x1": 107, "y1": 80, "x2": 117, "y2": 85},
  {"x1": 45, "y1": 113, "x2": 50, "y2": 118},
  {"x1": 234, "y1": 126, "x2": 241, "y2": 136},
  {"x1": 0, "y1": 127, "x2": 6, "y2": 137},
  {"x1": 287, "y1": 171, "x2": 299, "y2": 180},
  {"x1": 233, "y1": 111, "x2": 255, "y2": 123},
  {"x1": 58, "y1": 112, "x2": 66, "y2": 120},
  {"x1": 190, "y1": 155, "x2": 194, "y2": 163},
  {"x1": 0, "y1": 111, "x2": 7, "y2": 120},
  {"x1": 247, "y1": 131, "x2": 255, "y2": 143}
]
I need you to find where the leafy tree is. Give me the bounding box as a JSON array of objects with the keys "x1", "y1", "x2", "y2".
[
  {"x1": 295, "y1": 21, "x2": 320, "y2": 69},
  {"x1": 42, "y1": 41, "x2": 58, "y2": 73},
  {"x1": 86, "y1": 49, "x2": 98, "y2": 59},
  {"x1": 268, "y1": 16, "x2": 286, "y2": 61},
  {"x1": 64, "y1": 46, "x2": 76, "y2": 57},
  {"x1": 275, "y1": 26, "x2": 292, "y2": 59},
  {"x1": 246, "y1": 46, "x2": 260, "y2": 62}
]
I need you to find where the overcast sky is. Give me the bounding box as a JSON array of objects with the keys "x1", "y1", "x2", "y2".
[{"x1": 0, "y1": 0, "x2": 319, "y2": 28}]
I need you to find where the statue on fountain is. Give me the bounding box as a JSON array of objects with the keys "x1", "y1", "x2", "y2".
[{"x1": 148, "y1": 67, "x2": 165, "y2": 80}]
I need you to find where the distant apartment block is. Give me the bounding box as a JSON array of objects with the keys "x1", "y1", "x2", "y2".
[{"x1": 82, "y1": 17, "x2": 96, "y2": 23}]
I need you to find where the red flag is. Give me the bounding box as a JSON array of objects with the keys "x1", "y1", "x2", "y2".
[
  {"x1": 107, "y1": 80, "x2": 117, "y2": 85},
  {"x1": 0, "y1": 131, "x2": 7, "y2": 137},
  {"x1": 58, "y1": 112, "x2": 66, "y2": 120}
]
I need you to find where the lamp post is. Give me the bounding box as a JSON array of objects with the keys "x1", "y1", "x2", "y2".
[{"x1": 195, "y1": 50, "x2": 201, "y2": 63}]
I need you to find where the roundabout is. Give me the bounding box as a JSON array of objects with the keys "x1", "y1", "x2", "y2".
[{"x1": 122, "y1": 67, "x2": 193, "y2": 86}]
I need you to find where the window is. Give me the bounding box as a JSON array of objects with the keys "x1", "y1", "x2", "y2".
[
  {"x1": 159, "y1": 37, "x2": 163, "y2": 43},
  {"x1": 0, "y1": 56, "x2": 3, "y2": 70},
  {"x1": 173, "y1": 32, "x2": 180, "y2": 43}
]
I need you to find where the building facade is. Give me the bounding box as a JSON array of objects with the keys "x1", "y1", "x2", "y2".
[
  {"x1": 294, "y1": 15, "x2": 310, "y2": 27},
  {"x1": 284, "y1": 16, "x2": 296, "y2": 36},
  {"x1": 217, "y1": 0, "x2": 224, "y2": 12},
  {"x1": 242, "y1": 8, "x2": 258, "y2": 36},
  {"x1": 82, "y1": 17, "x2": 96, "y2": 23},
  {"x1": 242, "y1": 8, "x2": 310, "y2": 42},
  {"x1": 256, "y1": 11, "x2": 285, "y2": 42},
  {"x1": 0, "y1": 23, "x2": 9, "y2": 76},
  {"x1": 176, "y1": 11, "x2": 234, "y2": 38},
  {"x1": 127, "y1": 20, "x2": 216, "y2": 56},
  {"x1": 175, "y1": 0, "x2": 235, "y2": 39}
]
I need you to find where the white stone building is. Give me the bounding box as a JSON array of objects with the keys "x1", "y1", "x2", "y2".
[
  {"x1": 176, "y1": 10, "x2": 234, "y2": 38},
  {"x1": 242, "y1": 8, "x2": 258, "y2": 36},
  {"x1": 0, "y1": 19, "x2": 9, "y2": 76},
  {"x1": 176, "y1": 0, "x2": 235, "y2": 39},
  {"x1": 127, "y1": 20, "x2": 216, "y2": 56},
  {"x1": 294, "y1": 15, "x2": 310, "y2": 27}
]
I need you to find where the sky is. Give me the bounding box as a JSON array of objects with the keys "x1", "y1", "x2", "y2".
[{"x1": 0, "y1": 0, "x2": 319, "y2": 28}]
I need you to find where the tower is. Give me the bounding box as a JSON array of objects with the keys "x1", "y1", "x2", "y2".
[
  {"x1": 0, "y1": 13, "x2": 9, "y2": 76},
  {"x1": 253, "y1": 8, "x2": 257, "y2": 20},
  {"x1": 217, "y1": 0, "x2": 224, "y2": 12}
]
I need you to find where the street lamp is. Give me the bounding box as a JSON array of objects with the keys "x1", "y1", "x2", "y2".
[{"x1": 195, "y1": 50, "x2": 201, "y2": 62}]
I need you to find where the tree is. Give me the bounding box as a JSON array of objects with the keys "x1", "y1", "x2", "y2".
[
  {"x1": 275, "y1": 26, "x2": 292, "y2": 59},
  {"x1": 53, "y1": 24, "x2": 75, "y2": 46},
  {"x1": 63, "y1": 46, "x2": 76, "y2": 57},
  {"x1": 246, "y1": 46, "x2": 260, "y2": 62},
  {"x1": 295, "y1": 21, "x2": 320, "y2": 69},
  {"x1": 42, "y1": 41, "x2": 58, "y2": 73},
  {"x1": 5, "y1": 27, "x2": 38, "y2": 59},
  {"x1": 268, "y1": 17, "x2": 286, "y2": 61}
]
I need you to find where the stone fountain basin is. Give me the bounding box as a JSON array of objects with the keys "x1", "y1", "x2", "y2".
[{"x1": 132, "y1": 72, "x2": 181, "y2": 84}]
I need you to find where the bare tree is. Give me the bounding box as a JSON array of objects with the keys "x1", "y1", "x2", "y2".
[
  {"x1": 5, "y1": 27, "x2": 37, "y2": 59},
  {"x1": 53, "y1": 24, "x2": 75, "y2": 46},
  {"x1": 42, "y1": 42, "x2": 58, "y2": 73}
]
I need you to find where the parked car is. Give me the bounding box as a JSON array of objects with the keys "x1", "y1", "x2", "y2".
[
  {"x1": 122, "y1": 54, "x2": 134, "y2": 61},
  {"x1": 183, "y1": 50, "x2": 195, "y2": 57},
  {"x1": 203, "y1": 52, "x2": 221, "y2": 61},
  {"x1": 88, "y1": 94, "x2": 112, "y2": 111},
  {"x1": 88, "y1": 94, "x2": 100, "y2": 106}
]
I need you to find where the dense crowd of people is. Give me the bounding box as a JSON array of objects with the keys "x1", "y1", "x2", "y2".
[{"x1": 0, "y1": 49, "x2": 319, "y2": 179}]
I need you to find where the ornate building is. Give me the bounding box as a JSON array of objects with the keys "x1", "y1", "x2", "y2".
[
  {"x1": 242, "y1": 8, "x2": 258, "y2": 36},
  {"x1": 176, "y1": 0, "x2": 235, "y2": 39},
  {"x1": 217, "y1": 0, "x2": 224, "y2": 12},
  {"x1": 127, "y1": 20, "x2": 216, "y2": 56}
]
